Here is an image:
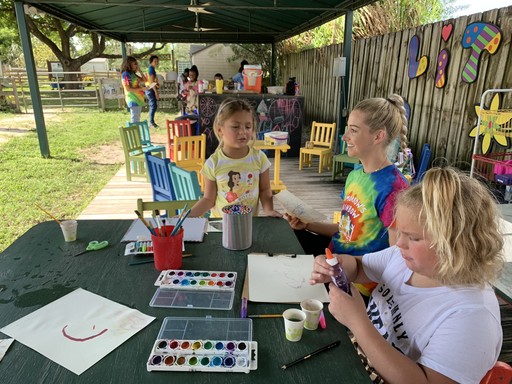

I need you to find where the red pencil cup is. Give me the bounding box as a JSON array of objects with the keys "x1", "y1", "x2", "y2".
[{"x1": 151, "y1": 226, "x2": 183, "y2": 271}]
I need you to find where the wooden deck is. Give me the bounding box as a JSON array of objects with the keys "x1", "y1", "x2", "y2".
[{"x1": 78, "y1": 156, "x2": 347, "y2": 221}]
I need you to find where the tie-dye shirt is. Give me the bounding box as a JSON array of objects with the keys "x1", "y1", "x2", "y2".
[
  {"x1": 201, "y1": 147, "x2": 271, "y2": 218},
  {"x1": 121, "y1": 71, "x2": 145, "y2": 107},
  {"x1": 333, "y1": 165, "x2": 408, "y2": 255},
  {"x1": 332, "y1": 165, "x2": 409, "y2": 295}
]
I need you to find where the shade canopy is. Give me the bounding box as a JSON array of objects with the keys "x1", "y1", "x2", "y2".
[{"x1": 25, "y1": 0, "x2": 376, "y2": 44}]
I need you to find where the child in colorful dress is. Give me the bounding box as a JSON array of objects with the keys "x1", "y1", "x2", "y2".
[
  {"x1": 189, "y1": 98, "x2": 282, "y2": 218},
  {"x1": 311, "y1": 167, "x2": 504, "y2": 384},
  {"x1": 121, "y1": 56, "x2": 148, "y2": 123}
]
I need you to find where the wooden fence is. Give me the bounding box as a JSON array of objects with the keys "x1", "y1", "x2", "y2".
[{"x1": 281, "y1": 5, "x2": 512, "y2": 168}]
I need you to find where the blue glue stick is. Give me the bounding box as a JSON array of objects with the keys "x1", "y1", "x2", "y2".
[{"x1": 325, "y1": 248, "x2": 351, "y2": 295}]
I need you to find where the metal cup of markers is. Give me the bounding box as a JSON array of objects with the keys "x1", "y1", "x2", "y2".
[
  {"x1": 221, "y1": 205, "x2": 253, "y2": 250},
  {"x1": 151, "y1": 225, "x2": 183, "y2": 271}
]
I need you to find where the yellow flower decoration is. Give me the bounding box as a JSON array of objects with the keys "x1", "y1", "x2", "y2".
[{"x1": 469, "y1": 94, "x2": 510, "y2": 154}]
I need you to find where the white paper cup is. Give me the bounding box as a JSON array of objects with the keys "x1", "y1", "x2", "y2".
[
  {"x1": 282, "y1": 308, "x2": 306, "y2": 342},
  {"x1": 300, "y1": 299, "x2": 323, "y2": 330},
  {"x1": 60, "y1": 220, "x2": 77, "y2": 242}
]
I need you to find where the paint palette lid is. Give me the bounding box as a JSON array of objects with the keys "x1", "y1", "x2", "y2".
[
  {"x1": 157, "y1": 316, "x2": 253, "y2": 342},
  {"x1": 149, "y1": 287, "x2": 235, "y2": 310}
]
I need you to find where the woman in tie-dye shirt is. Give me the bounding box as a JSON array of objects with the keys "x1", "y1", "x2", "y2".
[
  {"x1": 285, "y1": 94, "x2": 409, "y2": 296},
  {"x1": 121, "y1": 56, "x2": 149, "y2": 123}
]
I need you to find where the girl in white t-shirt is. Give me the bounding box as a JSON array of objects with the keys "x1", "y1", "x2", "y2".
[
  {"x1": 311, "y1": 167, "x2": 504, "y2": 384},
  {"x1": 189, "y1": 98, "x2": 282, "y2": 218}
]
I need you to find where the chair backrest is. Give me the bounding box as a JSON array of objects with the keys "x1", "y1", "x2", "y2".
[
  {"x1": 480, "y1": 361, "x2": 512, "y2": 384},
  {"x1": 145, "y1": 153, "x2": 176, "y2": 201},
  {"x1": 169, "y1": 162, "x2": 202, "y2": 200},
  {"x1": 412, "y1": 143, "x2": 432, "y2": 185},
  {"x1": 137, "y1": 198, "x2": 199, "y2": 218},
  {"x1": 126, "y1": 120, "x2": 151, "y2": 146},
  {"x1": 119, "y1": 125, "x2": 144, "y2": 155},
  {"x1": 166, "y1": 119, "x2": 192, "y2": 142},
  {"x1": 309, "y1": 121, "x2": 336, "y2": 149},
  {"x1": 174, "y1": 134, "x2": 206, "y2": 169}
]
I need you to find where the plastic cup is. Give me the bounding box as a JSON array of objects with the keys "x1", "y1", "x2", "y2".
[
  {"x1": 60, "y1": 220, "x2": 77, "y2": 242},
  {"x1": 300, "y1": 299, "x2": 323, "y2": 330},
  {"x1": 282, "y1": 308, "x2": 306, "y2": 342},
  {"x1": 215, "y1": 79, "x2": 223, "y2": 94},
  {"x1": 151, "y1": 225, "x2": 183, "y2": 271}
]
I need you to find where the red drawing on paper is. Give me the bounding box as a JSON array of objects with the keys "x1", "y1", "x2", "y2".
[{"x1": 62, "y1": 324, "x2": 108, "y2": 342}]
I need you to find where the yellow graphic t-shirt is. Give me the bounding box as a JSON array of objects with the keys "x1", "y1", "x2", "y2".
[{"x1": 201, "y1": 147, "x2": 271, "y2": 218}]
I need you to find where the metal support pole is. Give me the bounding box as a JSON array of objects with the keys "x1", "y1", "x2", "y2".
[
  {"x1": 271, "y1": 42, "x2": 276, "y2": 86},
  {"x1": 339, "y1": 10, "x2": 353, "y2": 131},
  {"x1": 14, "y1": 1, "x2": 50, "y2": 158}
]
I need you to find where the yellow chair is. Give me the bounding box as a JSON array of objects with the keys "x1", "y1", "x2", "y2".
[
  {"x1": 299, "y1": 121, "x2": 336, "y2": 173},
  {"x1": 136, "y1": 198, "x2": 199, "y2": 218},
  {"x1": 173, "y1": 134, "x2": 206, "y2": 189},
  {"x1": 119, "y1": 126, "x2": 148, "y2": 181}
]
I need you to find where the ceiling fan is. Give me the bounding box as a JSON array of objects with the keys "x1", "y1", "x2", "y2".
[
  {"x1": 187, "y1": 0, "x2": 213, "y2": 15},
  {"x1": 173, "y1": 9, "x2": 220, "y2": 32}
]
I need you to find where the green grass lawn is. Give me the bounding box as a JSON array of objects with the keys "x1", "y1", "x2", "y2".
[{"x1": 0, "y1": 107, "x2": 179, "y2": 252}]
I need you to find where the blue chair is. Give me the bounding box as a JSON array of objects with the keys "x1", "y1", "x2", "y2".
[
  {"x1": 125, "y1": 120, "x2": 166, "y2": 157},
  {"x1": 168, "y1": 162, "x2": 202, "y2": 200},
  {"x1": 411, "y1": 143, "x2": 431, "y2": 185},
  {"x1": 145, "y1": 153, "x2": 176, "y2": 201}
]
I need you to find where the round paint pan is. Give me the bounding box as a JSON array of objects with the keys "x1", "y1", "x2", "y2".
[
  {"x1": 176, "y1": 356, "x2": 187, "y2": 366},
  {"x1": 188, "y1": 356, "x2": 199, "y2": 366},
  {"x1": 150, "y1": 355, "x2": 162, "y2": 365},
  {"x1": 200, "y1": 356, "x2": 210, "y2": 366},
  {"x1": 180, "y1": 340, "x2": 191, "y2": 350},
  {"x1": 236, "y1": 356, "x2": 248, "y2": 367},
  {"x1": 164, "y1": 355, "x2": 175, "y2": 366},
  {"x1": 191, "y1": 340, "x2": 202, "y2": 350},
  {"x1": 156, "y1": 340, "x2": 167, "y2": 349},
  {"x1": 223, "y1": 355, "x2": 236, "y2": 368},
  {"x1": 225, "y1": 341, "x2": 236, "y2": 352},
  {"x1": 203, "y1": 340, "x2": 213, "y2": 350},
  {"x1": 168, "y1": 339, "x2": 179, "y2": 349},
  {"x1": 211, "y1": 356, "x2": 222, "y2": 367},
  {"x1": 237, "y1": 341, "x2": 247, "y2": 351}
]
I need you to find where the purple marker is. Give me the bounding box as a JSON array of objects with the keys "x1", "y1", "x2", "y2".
[{"x1": 325, "y1": 248, "x2": 351, "y2": 295}]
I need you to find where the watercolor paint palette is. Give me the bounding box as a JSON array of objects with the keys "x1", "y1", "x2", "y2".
[
  {"x1": 124, "y1": 241, "x2": 154, "y2": 265},
  {"x1": 149, "y1": 287, "x2": 234, "y2": 310},
  {"x1": 147, "y1": 317, "x2": 257, "y2": 373},
  {"x1": 124, "y1": 241, "x2": 153, "y2": 255},
  {"x1": 155, "y1": 269, "x2": 237, "y2": 291}
]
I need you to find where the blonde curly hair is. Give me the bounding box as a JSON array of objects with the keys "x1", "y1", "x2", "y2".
[{"x1": 397, "y1": 167, "x2": 504, "y2": 286}]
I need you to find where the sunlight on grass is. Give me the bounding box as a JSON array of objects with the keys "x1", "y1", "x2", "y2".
[{"x1": 0, "y1": 108, "x2": 177, "y2": 252}]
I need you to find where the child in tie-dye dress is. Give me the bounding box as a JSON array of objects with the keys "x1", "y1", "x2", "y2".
[{"x1": 285, "y1": 94, "x2": 409, "y2": 296}]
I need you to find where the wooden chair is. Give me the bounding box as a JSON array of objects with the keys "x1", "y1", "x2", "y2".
[
  {"x1": 169, "y1": 162, "x2": 202, "y2": 200},
  {"x1": 332, "y1": 134, "x2": 360, "y2": 181},
  {"x1": 145, "y1": 153, "x2": 176, "y2": 201},
  {"x1": 299, "y1": 121, "x2": 336, "y2": 173},
  {"x1": 166, "y1": 118, "x2": 193, "y2": 160},
  {"x1": 480, "y1": 361, "x2": 512, "y2": 384},
  {"x1": 173, "y1": 134, "x2": 206, "y2": 189},
  {"x1": 136, "y1": 198, "x2": 199, "y2": 218},
  {"x1": 118, "y1": 126, "x2": 148, "y2": 181},
  {"x1": 125, "y1": 120, "x2": 166, "y2": 158}
]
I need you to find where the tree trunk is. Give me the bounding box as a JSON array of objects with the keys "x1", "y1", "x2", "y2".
[{"x1": 61, "y1": 60, "x2": 82, "y2": 89}]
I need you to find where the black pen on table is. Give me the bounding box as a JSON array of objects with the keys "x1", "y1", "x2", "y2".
[{"x1": 281, "y1": 340, "x2": 341, "y2": 370}]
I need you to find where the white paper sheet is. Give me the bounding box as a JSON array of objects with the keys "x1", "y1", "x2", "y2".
[
  {"x1": 0, "y1": 338, "x2": 14, "y2": 362},
  {"x1": 247, "y1": 253, "x2": 330, "y2": 303},
  {"x1": 0, "y1": 288, "x2": 155, "y2": 375},
  {"x1": 121, "y1": 217, "x2": 208, "y2": 242},
  {"x1": 274, "y1": 190, "x2": 327, "y2": 223}
]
